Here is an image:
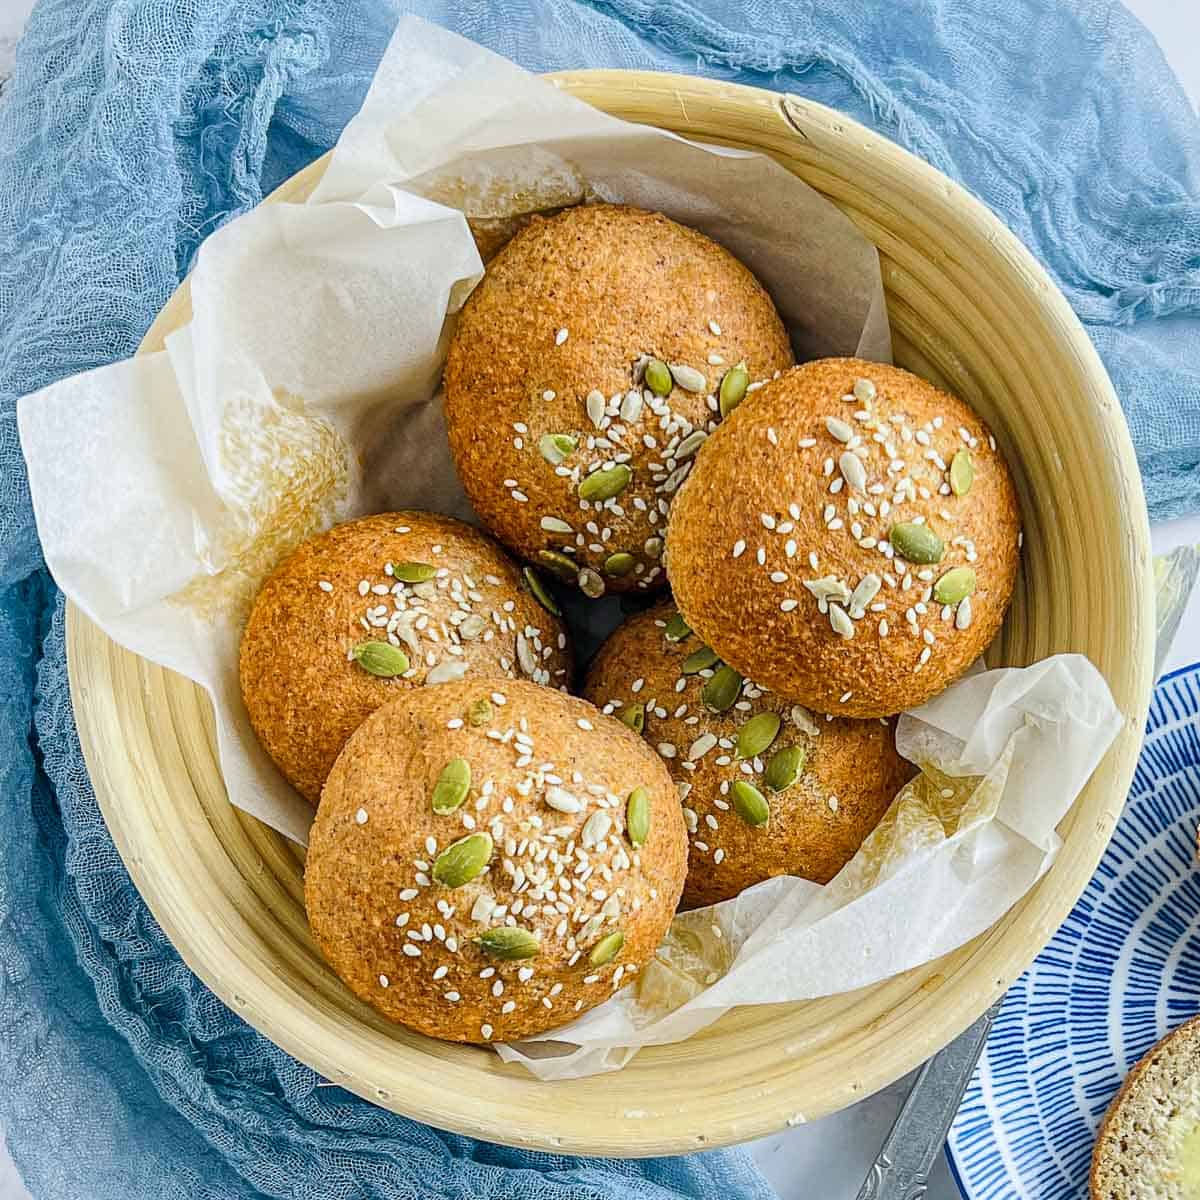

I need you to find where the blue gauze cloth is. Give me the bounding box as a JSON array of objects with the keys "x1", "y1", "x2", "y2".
[{"x1": 1, "y1": 1, "x2": 1198, "y2": 1197}]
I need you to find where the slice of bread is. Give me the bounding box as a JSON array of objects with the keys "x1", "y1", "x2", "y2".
[{"x1": 1092, "y1": 1014, "x2": 1200, "y2": 1198}]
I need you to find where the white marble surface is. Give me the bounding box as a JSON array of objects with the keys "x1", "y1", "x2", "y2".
[{"x1": 0, "y1": 1, "x2": 1195, "y2": 1198}]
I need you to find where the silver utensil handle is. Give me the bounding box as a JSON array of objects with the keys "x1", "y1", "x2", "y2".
[{"x1": 855, "y1": 1000, "x2": 1002, "y2": 1200}]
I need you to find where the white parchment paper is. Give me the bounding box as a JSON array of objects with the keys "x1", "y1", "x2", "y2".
[{"x1": 17, "y1": 18, "x2": 1122, "y2": 1079}]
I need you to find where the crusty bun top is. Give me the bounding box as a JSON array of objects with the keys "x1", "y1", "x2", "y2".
[
  {"x1": 665, "y1": 358, "x2": 1021, "y2": 717},
  {"x1": 305, "y1": 680, "x2": 687, "y2": 1044},
  {"x1": 443, "y1": 203, "x2": 794, "y2": 597},
  {"x1": 583, "y1": 600, "x2": 911, "y2": 908},
  {"x1": 239, "y1": 512, "x2": 571, "y2": 803}
]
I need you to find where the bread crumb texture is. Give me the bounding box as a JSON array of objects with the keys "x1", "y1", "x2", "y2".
[{"x1": 1092, "y1": 1014, "x2": 1200, "y2": 1199}]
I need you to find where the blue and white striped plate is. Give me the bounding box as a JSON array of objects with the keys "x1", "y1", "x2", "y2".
[{"x1": 947, "y1": 662, "x2": 1200, "y2": 1199}]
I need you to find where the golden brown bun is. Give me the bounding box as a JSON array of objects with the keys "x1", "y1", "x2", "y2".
[
  {"x1": 1091, "y1": 1014, "x2": 1200, "y2": 1199},
  {"x1": 665, "y1": 358, "x2": 1020, "y2": 717},
  {"x1": 305, "y1": 679, "x2": 687, "y2": 1043},
  {"x1": 239, "y1": 512, "x2": 571, "y2": 804},
  {"x1": 582, "y1": 600, "x2": 911, "y2": 908},
  {"x1": 443, "y1": 203, "x2": 794, "y2": 597}
]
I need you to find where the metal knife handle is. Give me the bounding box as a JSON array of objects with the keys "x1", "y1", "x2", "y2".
[{"x1": 855, "y1": 1000, "x2": 1002, "y2": 1200}]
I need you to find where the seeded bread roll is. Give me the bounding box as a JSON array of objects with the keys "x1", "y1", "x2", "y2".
[
  {"x1": 240, "y1": 512, "x2": 571, "y2": 804},
  {"x1": 583, "y1": 600, "x2": 911, "y2": 908},
  {"x1": 665, "y1": 359, "x2": 1021, "y2": 717},
  {"x1": 305, "y1": 679, "x2": 687, "y2": 1043},
  {"x1": 443, "y1": 203, "x2": 794, "y2": 598},
  {"x1": 1091, "y1": 1015, "x2": 1200, "y2": 1199}
]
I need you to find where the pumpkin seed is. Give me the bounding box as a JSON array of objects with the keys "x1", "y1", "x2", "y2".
[
  {"x1": 644, "y1": 358, "x2": 672, "y2": 396},
  {"x1": 731, "y1": 780, "x2": 770, "y2": 826},
  {"x1": 718, "y1": 361, "x2": 750, "y2": 417},
  {"x1": 431, "y1": 831, "x2": 493, "y2": 888},
  {"x1": 619, "y1": 703, "x2": 646, "y2": 734},
  {"x1": 467, "y1": 698, "x2": 493, "y2": 727},
  {"x1": 589, "y1": 930, "x2": 625, "y2": 966},
  {"x1": 764, "y1": 744, "x2": 806, "y2": 792},
  {"x1": 604, "y1": 552, "x2": 636, "y2": 578},
  {"x1": 669, "y1": 363, "x2": 707, "y2": 393},
  {"x1": 538, "y1": 549, "x2": 578, "y2": 580},
  {"x1": 702, "y1": 664, "x2": 743, "y2": 712},
  {"x1": 577, "y1": 567, "x2": 606, "y2": 598},
  {"x1": 392, "y1": 561, "x2": 437, "y2": 583},
  {"x1": 431, "y1": 757, "x2": 472, "y2": 815},
  {"x1": 626, "y1": 787, "x2": 651, "y2": 848},
  {"x1": 736, "y1": 712, "x2": 781, "y2": 760},
  {"x1": 664, "y1": 611, "x2": 692, "y2": 642},
  {"x1": 932, "y1": 566, "x2": 977, "y2": 605},
  {"x1": 477, "y1": 926, "x2": 540, "y2": 960},
  {"x1": 522, "y1": 566, "x2": 562, "y2": 616},
  {"x1": 950, "y1": 449, "x2": 974, "y2": 496},
  {"x1": 351, "y1": 641, "x2": 410, "y2": 678},
  {"x1": 681, "y1": 644, "x2": 719, "y2": 674},
  {"x1": 578, "y1": 464, "x2": 632, "y2": 502},
  {"x1": 889, "y1": 522, "x2": 945, "y2": 564},
  {"x1": 538, "y1": 432, "x2": 578, "y2": 465}
]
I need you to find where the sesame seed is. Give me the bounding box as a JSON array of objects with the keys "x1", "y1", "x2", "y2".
[
  {"x1": 732, "y1": 539, "x2": 746, "y2": 558},
  {"x1": 432, "y1": 965, "x2": 448, "y2": 981},
  {"x1": 780, "y1": 599, "x2": 799, "y2": 612},
  {"x1": 425, "y1": 835, "x2": 437, "y2": 855},
  {"x1": 402, "y1": 944, "x2": 421, "y2": 957},
  {"x1": 761, "y1": 513, "x2": 776, "y2": 530},
  {"x1": 708, "y1": 319, "x2": 722, "y2": 335},
  {"x1": 756, "y1": 547, "x2": 766, "y2": 565},
  {"x1": 839, "y1": 690, "x2": 853, "y2": 703},
  {"x1": 318, "y1": 580, "x2": 334, "y2": 593},
  {"x1": 354, "y1": 808, "x2": 369, "y2": 825},
  {"x1": 481, "y1": 1023, "x2": 494, "y2": 1039},
  {"x1": 919, "y1": 646, "x2": 932, "y2": 665},
  {"x1": 555, "y1": 328, "x2": 568, "y2": 345},
  {"x1": 447, "y1": 718, "x2": 463, "y2": 730},
  {"x1": 878, "y1": 619, "x2": 889, "y2": 637}
]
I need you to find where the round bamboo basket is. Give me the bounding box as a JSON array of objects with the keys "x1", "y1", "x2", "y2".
[{"x1": 66, "y1": 71, "x2": 1153, "y2": 1155}]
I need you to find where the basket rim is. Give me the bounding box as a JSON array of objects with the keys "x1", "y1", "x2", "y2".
[{"x1": 65, "y1": 68, "x2": 1153, "y2": 1156}]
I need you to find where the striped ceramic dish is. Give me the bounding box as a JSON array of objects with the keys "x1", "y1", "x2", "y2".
[{"x1": 947, "y1": 662, "x2": 1200, "y2": 1198}]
